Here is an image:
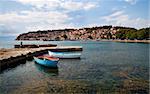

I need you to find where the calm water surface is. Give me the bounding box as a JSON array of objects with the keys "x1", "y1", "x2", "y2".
[{"x1": 0, "y1": 40, "x2": 149, "y2": 94}]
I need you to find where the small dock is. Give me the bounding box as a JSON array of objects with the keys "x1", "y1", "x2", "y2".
[{"x1": 0, "y1": 46, "x2": 82, "y2": 71}]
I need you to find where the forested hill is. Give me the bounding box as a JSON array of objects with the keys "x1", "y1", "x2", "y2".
[{"x1": 16, "y1": 26, "x2": 150, "y2": 41}]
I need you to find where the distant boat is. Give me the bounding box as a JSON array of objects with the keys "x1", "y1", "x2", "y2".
[
  {"x1": 48, "y1": 51, "x2": 81, "y2": 59},
  {"x1": 33, "y1": 56, "x2": 59, "y2": 68}
]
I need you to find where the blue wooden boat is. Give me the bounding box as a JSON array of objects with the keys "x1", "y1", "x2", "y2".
[
  {"x1": 48, "y1": 51, "x2": 81, "y2": 58},
  {"x1": 33, "y1": 56, "x2": 59, "y2": 68},
  {"x1": 35, "y1": 63, "x2": 58, "y2": 75}
]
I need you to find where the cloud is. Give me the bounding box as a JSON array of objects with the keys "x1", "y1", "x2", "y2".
[
  {"x1": 15, "y1": 0, "x2": 97, "y2": 11},
  {"x1": 0, "y1": 24, "x2": 19, "y2": 36},
  {"x1": 0, "y1": 10, "x2": 71, "y2": 25},
  {"x1": 15, "y1": 0, "x2": 61, "y2": 9},
  {"x1": 83, "y1": 2, "x2": 97, "y2": 10},
  {"x1": 0, "y1": 0, "x2": 98, "y2": 36},
  {"x1": 101, "y1": 10, "x2": 149, "y2": 28},
  {"x1": 124, "y1": 0, "x2": 138, "y2": 5},
  {"x1": 102, "y1": 11, "x2": 128, "y2": 23},
  {"x1": 0, "y1": 10, "x2": 74, "y2": 36},
  {"x1": 103, "y1": 11, "x2": 125, "y2": 21},
  {"x1": 61, "y1": 1, "x2": 97, "y2": 11}
]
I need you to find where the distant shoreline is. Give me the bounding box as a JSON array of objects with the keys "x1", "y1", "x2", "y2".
[
  {"x1": 15, "y1": 39, "x2": 150, "y2": 43},
  {"x1": 99, "y1": 39, "x2": 150, "y2": 43},
  {"x1": 113, "y1": 39, "x2": 150, "y2": 43},
  {"x1": 0, "y1": 39, "x2": 149, "y2": 50}
]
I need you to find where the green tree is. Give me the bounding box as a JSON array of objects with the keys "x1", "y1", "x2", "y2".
[
  {"x1": 116, "y1": 29, "x2": 127, "y2": 39},
  {"x1": 126, "y1": 29, "x2": 137, "y2": 40},
  {"x1": 137, "y1": 28, "x2": 150, "y2": 40}
]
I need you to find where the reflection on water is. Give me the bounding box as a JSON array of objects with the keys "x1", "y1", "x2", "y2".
[
  {"x1": 0, "y1": 59, "x2": 26, "y2": 73},
  {"x1": 34, "y1": 63, "x2": 58, "y2": 76},
  {"x1": 0, "y1": 41, "x2": 149, "y2": 94}
]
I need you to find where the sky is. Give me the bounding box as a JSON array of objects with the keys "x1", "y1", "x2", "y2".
[{"x1": 0, "y1": 0, "x2": 149, "y2": 36}]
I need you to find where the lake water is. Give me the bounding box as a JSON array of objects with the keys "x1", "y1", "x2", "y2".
[{"x1": 0, "y1": 39, "x2": 149, "y2": 93}]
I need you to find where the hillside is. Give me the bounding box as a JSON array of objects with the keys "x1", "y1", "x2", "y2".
[{"x1": 16, "y1": 26, "x2": 149, "y2": 41}]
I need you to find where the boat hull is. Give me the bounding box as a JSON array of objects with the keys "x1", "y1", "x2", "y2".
[
  {"x1": 34, "y1": 57, "x2": 58, "y2": 68},
  {"x1": 48, "y1": 51, "x2": 81, "y2": 59}
]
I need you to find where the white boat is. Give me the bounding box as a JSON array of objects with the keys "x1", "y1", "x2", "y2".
[{"x1": 48, "y1": 51, "x2": 81, "y2": 59}]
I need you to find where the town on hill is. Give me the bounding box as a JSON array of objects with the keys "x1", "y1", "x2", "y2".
[{"x1": 16, "y1": 25, "x2": 149, "y2": 41}]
